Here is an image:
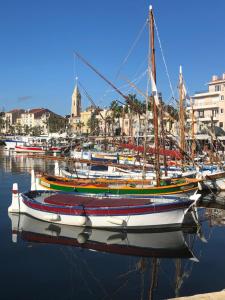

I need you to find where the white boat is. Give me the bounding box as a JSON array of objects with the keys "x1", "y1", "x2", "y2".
[
  {"x1": 8, "y1": 213, "x2": 197, "y2": 258},
  {"x1": 60, "y1": 165, "x2": 196, "y2": 180},
  {"x1": 198, "y1": 170, "x2": 225, "y2": 191},
  {"x1": 2, "y1": 136, "x2": 26, "y2": 150},
  {"x1": 8, "y1": 183, "x2": 200, "y2": 229},
  {"x1": 15, "y1": 145, "x2": 47, "y2": 153}
]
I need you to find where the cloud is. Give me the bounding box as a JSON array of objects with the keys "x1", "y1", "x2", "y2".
[{"x1": 18, "y1": 96, "x2": 33, "y2": 102}]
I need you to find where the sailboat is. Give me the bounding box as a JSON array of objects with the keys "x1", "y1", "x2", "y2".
[{"x1": 36, "y1": 5, "x2": 201, "y2": 196}]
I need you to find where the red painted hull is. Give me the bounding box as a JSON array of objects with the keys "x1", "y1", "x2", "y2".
[{"x1": 15, "y1": 146, "x2": 46, "y2": 153}]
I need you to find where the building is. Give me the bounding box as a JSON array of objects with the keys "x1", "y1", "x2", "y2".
[
  {"x1": 187, "y1": 73, "x2": 225, "y2": 135},
  {"x1": 70, "y1": 81, "x2": 82, "y2": 133},
  {"x1": 1, "y1": 108, "x2": 64, "y2": 135},
  {"x1": 3, "y1": 109, "x2": 25, "y2": 133}
]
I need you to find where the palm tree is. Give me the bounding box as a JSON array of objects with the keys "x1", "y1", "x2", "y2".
[
  {"x1": 77, "y1": 121, "x2": 85, "y2": 135},
  {"x1": 0, "y1": 117, "x2": 5, "y2": 134},
  {"x1": 87, "y1": 112, "x2": 100, "y2": 136},
  {"x1": 125, "y1": 94, "x2": 145, "y2": 140},
  {"x1": 109, "y1": 100, "x2": 123, "y2": 135}
]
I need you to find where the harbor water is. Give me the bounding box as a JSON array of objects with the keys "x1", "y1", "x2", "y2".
[{"x1": 1, "y1": 150, "x2": 225, "y2": 300}]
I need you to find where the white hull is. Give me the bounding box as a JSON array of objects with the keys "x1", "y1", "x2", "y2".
[
  {"x1": 4, "y1": 140, "x2": 25, "y2": 150},
  {"x1": 198, "y1": 171, "x2": 225, "y2": 191},
  {"x1": 61, "y1": 168, "x2": 196, "y2": 180},
  {"x1": 9, "y1": 192, "x2": 189, "y2": 229}
]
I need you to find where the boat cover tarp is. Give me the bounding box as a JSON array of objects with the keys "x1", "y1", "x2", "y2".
[
  {"x1": 119, "y1": 143, "x2": 182, "y2": 159},
  {"x1": 44, "y1": 193, "x2": 152, "y2": 207}
]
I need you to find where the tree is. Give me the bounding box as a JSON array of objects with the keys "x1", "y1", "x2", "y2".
[
  {"x1": 109, "y1": 100, "x2": 123, "y2": 135},
  {"x1": 30, "y1": 126, "x2": 42, "y2": 136},
  {"x1": 47, "y1": 114, "x2": 66, "y2": 133},
  {"x1": 0, "y1": 114, "x2": 5, "y2": 134},
  {"x1": 15, "y1": 123, "x2": 23, "y2": 135},
  {"x1": 87, "y1": 112, "x2": 100, "y2": 136},
  {"x1": 76, "y1": 121, "x2": 85, "y2": 135},
  {"x1": 124, "y1": 94, "x2": 145, "y2": 138},
  {"x1": 23, "y1": 124, "x2": 30, "y2": 135}
]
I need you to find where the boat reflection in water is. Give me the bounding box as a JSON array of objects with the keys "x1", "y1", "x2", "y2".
[
  {"x1": 8, "y1": 213, "x2": 197, "y2": 259},
  {"x1": 201, "y1": 192, "x2": 225, "y2": 227}
]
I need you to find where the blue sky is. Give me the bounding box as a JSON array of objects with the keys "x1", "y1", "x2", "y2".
[{"x1": 0, "y1": 0, "x2": 225, "y2": 115}]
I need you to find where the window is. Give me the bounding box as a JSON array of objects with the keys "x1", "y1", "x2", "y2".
[
  {"x1": 221, "y1": 95, "x2": 224, "y2": 100},
  {"x1": 212, "y1": 108, "x2": 218, "y2": 117},
  {"x1": 215, "y1": 85, "x2": 221, "y2": 92},
  {"x1": 220, "y1": 122, "x2": 223, "y2": 128},
  {"x1": 221, "y1": 109, "x2": 224, "y2": 114},
  {"x1": 198, "y1": 110, "x2": 204, "y2": 117}
]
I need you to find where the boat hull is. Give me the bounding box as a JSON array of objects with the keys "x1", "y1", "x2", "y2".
[
  {"x1": 39, "y1": 176, "x2": 199, "y2": 195},
  {"x1": 10, "y1": 191, "x2": 193, "y2": 229},
  {"x1": 15, "y1": 146, "x2": 46, "y2": 153}
]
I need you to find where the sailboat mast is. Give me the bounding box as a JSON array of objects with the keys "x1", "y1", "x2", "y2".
[
  {"x1": 179, "y1": 66, "x2": 185, "y2": 160},
  {"x1": 149, "y1": 5, "x2": 160, "y2": 186},
  {"x1": 191, "y1": 98, "x2": 195, "y2": 160}
]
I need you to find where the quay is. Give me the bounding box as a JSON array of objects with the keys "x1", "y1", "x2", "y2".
[{"x1": 170, "y1": 290, "x2": 225, "y2": 299}]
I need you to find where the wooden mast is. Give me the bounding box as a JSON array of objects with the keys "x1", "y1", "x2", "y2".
[
  {"x1": 148, "y1": 7, "x2": 160, "y2": 299},
  {"x1": 179, "y1": 66, "x2": 186, "y2": 163},
  {"x1": 149, "y1": 5, "x2": 160, "y2": 186}
]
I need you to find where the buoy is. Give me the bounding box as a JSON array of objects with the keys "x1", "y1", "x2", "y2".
[
  {"x1": 73, "y1": 216, "x2": 87, "y2": 226},
  {"x1": 43, "y1": 214, "x2": 61, "y2": 222},
  {"x1": 77, "y1": 233, "x2": 89, "y2": 244}
]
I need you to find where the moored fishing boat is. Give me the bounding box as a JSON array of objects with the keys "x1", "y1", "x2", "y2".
[
  {"x1": 60, "y1": 165, "x2": 197, "y2": 180},
  {"x1": 8, "y1": 184, "x2": 200, "y2": 228},
  {"x1": 15, "y1": 145, "x2": 47, "y2": 154},
  {"x1": 8, "y1": 213, "x2": 197, "y2": 258},
  {"x1": 37, "y1": 174, "x2": 200, "y2": 195},
  {"x1": 198, "y1": 170, "x2": 225, "y2": 191}
]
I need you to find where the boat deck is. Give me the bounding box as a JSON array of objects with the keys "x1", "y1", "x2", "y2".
[{"x1": 25, "y1": 191, "x2": 181, "y2": 208}]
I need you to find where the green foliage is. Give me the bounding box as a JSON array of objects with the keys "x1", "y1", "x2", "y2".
[
  {"x1": 48, "y1": 114, "x2": 66, "y2": 133},
  {"x1": 87, "y1": 113, "x2": 100, "y2": 135},
  {"x1": 30, "y1": 126, "x2": 42, "y2": 136}
]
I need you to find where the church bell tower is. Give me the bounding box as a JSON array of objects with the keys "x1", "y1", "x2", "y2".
[{"x1": 71, "y1": 79, "x2": 81, "y2": 118}]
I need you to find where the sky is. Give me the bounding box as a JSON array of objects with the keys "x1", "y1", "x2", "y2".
[{"x1": 0, "y1": 0, "x2": 225, "y2": 116}]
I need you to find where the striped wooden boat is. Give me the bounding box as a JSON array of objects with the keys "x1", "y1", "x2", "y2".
[
  {"x1": 15, "y1": 145, "x2": 46, "y2": 154},
  {"x1": 8, "y1": 188, "x2": 197, "y2": 228},
  {"x1": 38, "y1": 175, "x2": 200, "y2": 195}
]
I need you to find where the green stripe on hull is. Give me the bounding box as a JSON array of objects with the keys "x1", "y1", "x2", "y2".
[{"x1": 48, "y1": 182, "x2": 198, "y2": 195}]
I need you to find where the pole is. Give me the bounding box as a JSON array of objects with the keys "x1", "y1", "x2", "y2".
[
  {"x1": 179, "y1": 66, "x2": 185, "y2": 166},
  {"x1": 149, "y1": 5, "x2": 160, "y2": 186}
]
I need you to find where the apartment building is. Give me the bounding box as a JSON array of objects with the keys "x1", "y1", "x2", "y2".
[
  {"x1": 187, "y1": 73, "x2": 225, "y2": 135},
  {"x1": 2, "y1": 108, "x2": 63, "y2": 135}
]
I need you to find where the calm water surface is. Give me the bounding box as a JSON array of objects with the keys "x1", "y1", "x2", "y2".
[{"x1": 0, "y1": 150, "x2": 225, "y2": 300}]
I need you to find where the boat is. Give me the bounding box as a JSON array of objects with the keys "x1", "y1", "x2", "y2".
[
  {"x1": 8, "y1": 183, "x2": 200, "y2": 228},
  {"x1": 2, "y1": 136, "x2": 26, "y2": 150},
  {"x1": 60, "y1": 165, "x2": 197, "y2": 180},
  {"x1": 15, "y1": 145, "x2": 47, "y2": 154},
  {"x1": 8, "y1": 213, "x2": 197, "y2": 258},
  {"x1": 37, "y1": 174, "x2": 200, "y2": 195},
  {"x1": 198, "y1": 170, "x2": 225, "y2": 191}
]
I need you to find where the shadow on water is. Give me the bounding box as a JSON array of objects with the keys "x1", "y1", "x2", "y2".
[{"x1": 0, "y1": 150, "x2": 225, "y2": 299}]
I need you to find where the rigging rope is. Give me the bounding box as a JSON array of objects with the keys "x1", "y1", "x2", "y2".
[
  {"x1": 115, "y1": 19, "x2": 148, "y2": 80},
  {"x1": 153, "y1": 16, "x2": 175, "y2": 101}
]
